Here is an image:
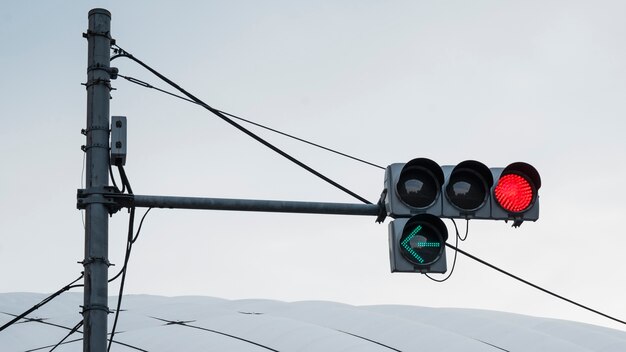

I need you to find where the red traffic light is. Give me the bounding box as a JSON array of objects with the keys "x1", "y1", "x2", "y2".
[
  {"x1": 493, "y1": 162, "x2": 540, "y2": 215},
  {"x1": 494, "y1": 174, "x2": 534, "y2": 213}
]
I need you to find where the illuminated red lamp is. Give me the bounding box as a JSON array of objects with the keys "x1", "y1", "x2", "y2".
[
  {"x1": 492, "y1": 161, "x2": 541, "y2": 219},
  {"x1": 494, "y1": 173, "x2": 534, "y2": 213}
]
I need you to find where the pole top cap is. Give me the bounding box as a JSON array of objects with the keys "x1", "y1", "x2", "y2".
[{"x1": 89, "y1": 8, "x2": 111, "y2": 18}]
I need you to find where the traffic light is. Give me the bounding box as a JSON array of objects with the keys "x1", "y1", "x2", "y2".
[
  {"x1": 384, "y1": 158, "x2": 445, "y2": 218},
  {"x1": 441, "y1": 160, "x2": 494, "y2": 219},
  {"x1": 490, "y1": 162, "x2": 541, "y2": 226},
  {"x1": 384, "y1": 158, "x2": 541, "y2": 223},
  {"x1": 389, "y1": 214, "x2": 448, "y2": 273},
  {"x1": 384, "y1": 158, "x2": 541, "y2": 273}
]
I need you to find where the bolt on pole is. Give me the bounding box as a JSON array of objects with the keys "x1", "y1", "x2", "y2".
[{"x1": 83, "y1": 8, "x2": 112, "y2": 352}]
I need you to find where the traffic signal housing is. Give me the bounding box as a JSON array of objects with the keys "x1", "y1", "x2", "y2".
[
  {"x1": 384, "y1": 158, "x2": 444, "y2": 218},
  {"x1": 384, "y1": 158, "x2": 541, "y2": 273},
  {"x1": 389, "y1": 214, "x2": 448, "y2": 273},
  {"x1": 441, "y1": 160, "x2": 494, "y2": 219},
  {"x1": 384, "y1": 158, "x2": 541, "y2": 224}
]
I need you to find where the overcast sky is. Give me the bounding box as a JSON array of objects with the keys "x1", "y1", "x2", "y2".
[{"x1": 1, "y1": 0, "x2": 625, "y2": 332}]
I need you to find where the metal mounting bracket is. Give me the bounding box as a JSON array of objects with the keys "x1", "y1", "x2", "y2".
[{"x1": 77, "y1": 186, "x2": 133, "y2": 214}]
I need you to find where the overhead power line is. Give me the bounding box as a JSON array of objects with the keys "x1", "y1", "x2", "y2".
[
  {"x1": 0, "y1": 274, "x2": 83, "y2": 333},
  {"x1": 117, "y1": 73, "x2": 385, "y2": 171},
  {"x1": 1, "y1": 312, "x2": 148, "y2": 352},
  {"x1": 449, "y1": 242, "x2": 626, "y2": 326},
  {"x1": 111, "y1": 46, "x2": 372, "y2": 204},
  {"x1": 48, "y1": 320, "x2": 83, "y2": 352}
]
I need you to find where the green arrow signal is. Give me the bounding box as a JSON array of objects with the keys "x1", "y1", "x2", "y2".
[
  {"x1": 401, "y1": 225, "x2": 425, "y2": 264},
  {"x1": 401, "y1": 225, "x2": 441, "y2": 264}
]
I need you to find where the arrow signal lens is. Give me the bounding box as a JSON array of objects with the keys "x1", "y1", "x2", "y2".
[{"x1": 399, "y1": 220, "x2": 444, "y2": 266}]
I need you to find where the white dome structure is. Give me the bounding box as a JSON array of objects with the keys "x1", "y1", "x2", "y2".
[{"x1": 1, "y1": 293, "x2": 625, "y2": 351}]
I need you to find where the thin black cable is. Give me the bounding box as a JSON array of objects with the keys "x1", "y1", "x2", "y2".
[
  {"x1": 117, "y1": 165, "x2": 133, "y2": 195},
  {"x1": 112, "y1": 46, "x2": 371, "y2": 204},
  {"x1": 425, "y1": 220, "x2": 460, "y2": 283},
  {"x1": 26, "y1": 337, "x2": 149, "y2": 352},
  {"x1": 132, "y1": 208, "x2": 152, "y2": 244},
  {"x1": 81, "y1": 150, "x2": 85, "y2": 189},
  {"x1": 109, "y1": 208, "x2": 152, "y2": 283},
  {"x1": 108, "y1": 168, "x2": 147, "y2": 352},
  {"x1": 109, "y1": 163, "x2": 124, "y2": 193},
  {"x1": 48, "y1": 320, "x2": 83, "y2": 352},
  {"x1": 108, "y1": 165, "x2": 135, "y2": 282},
  {"x1": 456, "y1": 219, "x2": 469, "y2": 241},
  {"x1": 107, "y1": 207, "x2": 135, "y2": 352},
  {"x1": 81, "y1": 151, "x2": 86, "y2": 229},
  {"x1": 107, "y1": 164, "x2": 137, "y2": 351},
  {"x1": 117, "y1": 74, "x2": 195, "y2": 103},
  {"x1": 0, "y1": 274, "x2": 84, "y2": 333},
  {"x1": 108, "y1": 172, "x2": 136, "y2": 352},
  {"x1": 447, "y1": 243, "x2": 626, "y2": 326},
  {"x1": 4, "y1": 312, "x2": 149, "y2": 352},
  {"x1": 220, "y1": 109, "x2": 386, "y2": 170},
  {"x1": 116, "y1": 74, "x2": 385, "y2": 171}
]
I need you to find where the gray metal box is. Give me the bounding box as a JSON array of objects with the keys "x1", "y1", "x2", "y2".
[{"x1": 110, "y1": 116, "x2": 127, "y2": 166}]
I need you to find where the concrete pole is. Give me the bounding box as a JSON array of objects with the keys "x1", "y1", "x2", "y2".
[{"x1": 83, "y1": 8, "x2": 112, "y2": 352}]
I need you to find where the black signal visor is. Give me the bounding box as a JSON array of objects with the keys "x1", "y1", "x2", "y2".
[
  {"x1": 445, "y1": 160, "x2": 494, "y2": 211},
  {"x1": 396, "y1": 158, "x2": 444, "y2": 209}
]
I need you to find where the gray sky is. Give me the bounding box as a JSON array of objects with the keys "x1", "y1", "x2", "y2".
[{"x1": 1, "y1": 0, "x2": 625, "y2": 332}]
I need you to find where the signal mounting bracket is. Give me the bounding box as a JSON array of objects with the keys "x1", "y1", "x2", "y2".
[{"x1": 77, "y1": 186, "x2": 133, "y2": 214}]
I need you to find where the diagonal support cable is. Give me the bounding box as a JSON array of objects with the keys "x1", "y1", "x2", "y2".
[
  {"x1": 0, "y1": 274, "x2": 83, "y2": 333},
  {"x1": 448, "y1": 243, "x2": 626, "y2": 326},
  {"x1": 111, "y1": 46, "x2": 372, "y2": 204}
]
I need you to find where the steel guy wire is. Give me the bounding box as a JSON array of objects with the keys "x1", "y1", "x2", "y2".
[{"x1": 111, "y1": 45, "x2": 372, "y2": 204}]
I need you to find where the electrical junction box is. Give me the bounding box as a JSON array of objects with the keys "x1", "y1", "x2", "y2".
[{"x1": 110, "y1": 116, "x2": 127, "y2": 166}]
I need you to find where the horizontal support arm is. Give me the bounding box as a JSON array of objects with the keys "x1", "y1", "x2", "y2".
[{"x1": 130, "y1": 194, "x2": 382, "y2": 217}]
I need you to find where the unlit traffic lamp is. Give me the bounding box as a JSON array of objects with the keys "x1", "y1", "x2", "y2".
[
  {"x1": 389, "y1": 214, "x2": 448, "y2": 273},
  {"x1": 441, "y1": 160, "x2": 494, "y2": 219},
  {"x1": 384, "y1": 158, "x2": 445, "y2": 218}
]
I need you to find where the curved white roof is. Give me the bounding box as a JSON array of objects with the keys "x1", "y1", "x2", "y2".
[{"x1": 1, "y1": 293, "x2": 625, "y2": 351}]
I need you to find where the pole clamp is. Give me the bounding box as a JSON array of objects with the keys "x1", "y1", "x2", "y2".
[
  {"x1": 79, "y1": 257, "x2": 113, "y2": 267},
  {"x1": 81, "y1": 125, "x2": 110, "y2": 135},
  {"x1": 80, "y1": 304, "x2": 111, "y2": 315},
  {"x1": 81, "y1": 143, "x2": 109, "y2": 152},
  {"x1": 77, "y1": 186, "x2": 133, "y2": 214},
  {"x1": 82, "y1": 29, "x2": 116, "y2": 45},
  {"x1": 87, "y1": 65, "x2": 118, "y2": 80},
  {"x1": 375, "y1": 189, "x2": 388, "y2": 223},
  {"x1": 82, "y1": 78, "x2": 113, "y2": 90}
]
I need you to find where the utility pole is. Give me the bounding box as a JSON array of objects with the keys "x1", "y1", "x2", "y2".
[{"x1": 83, "y1": 8, "x2": 112, "y2": 352}]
